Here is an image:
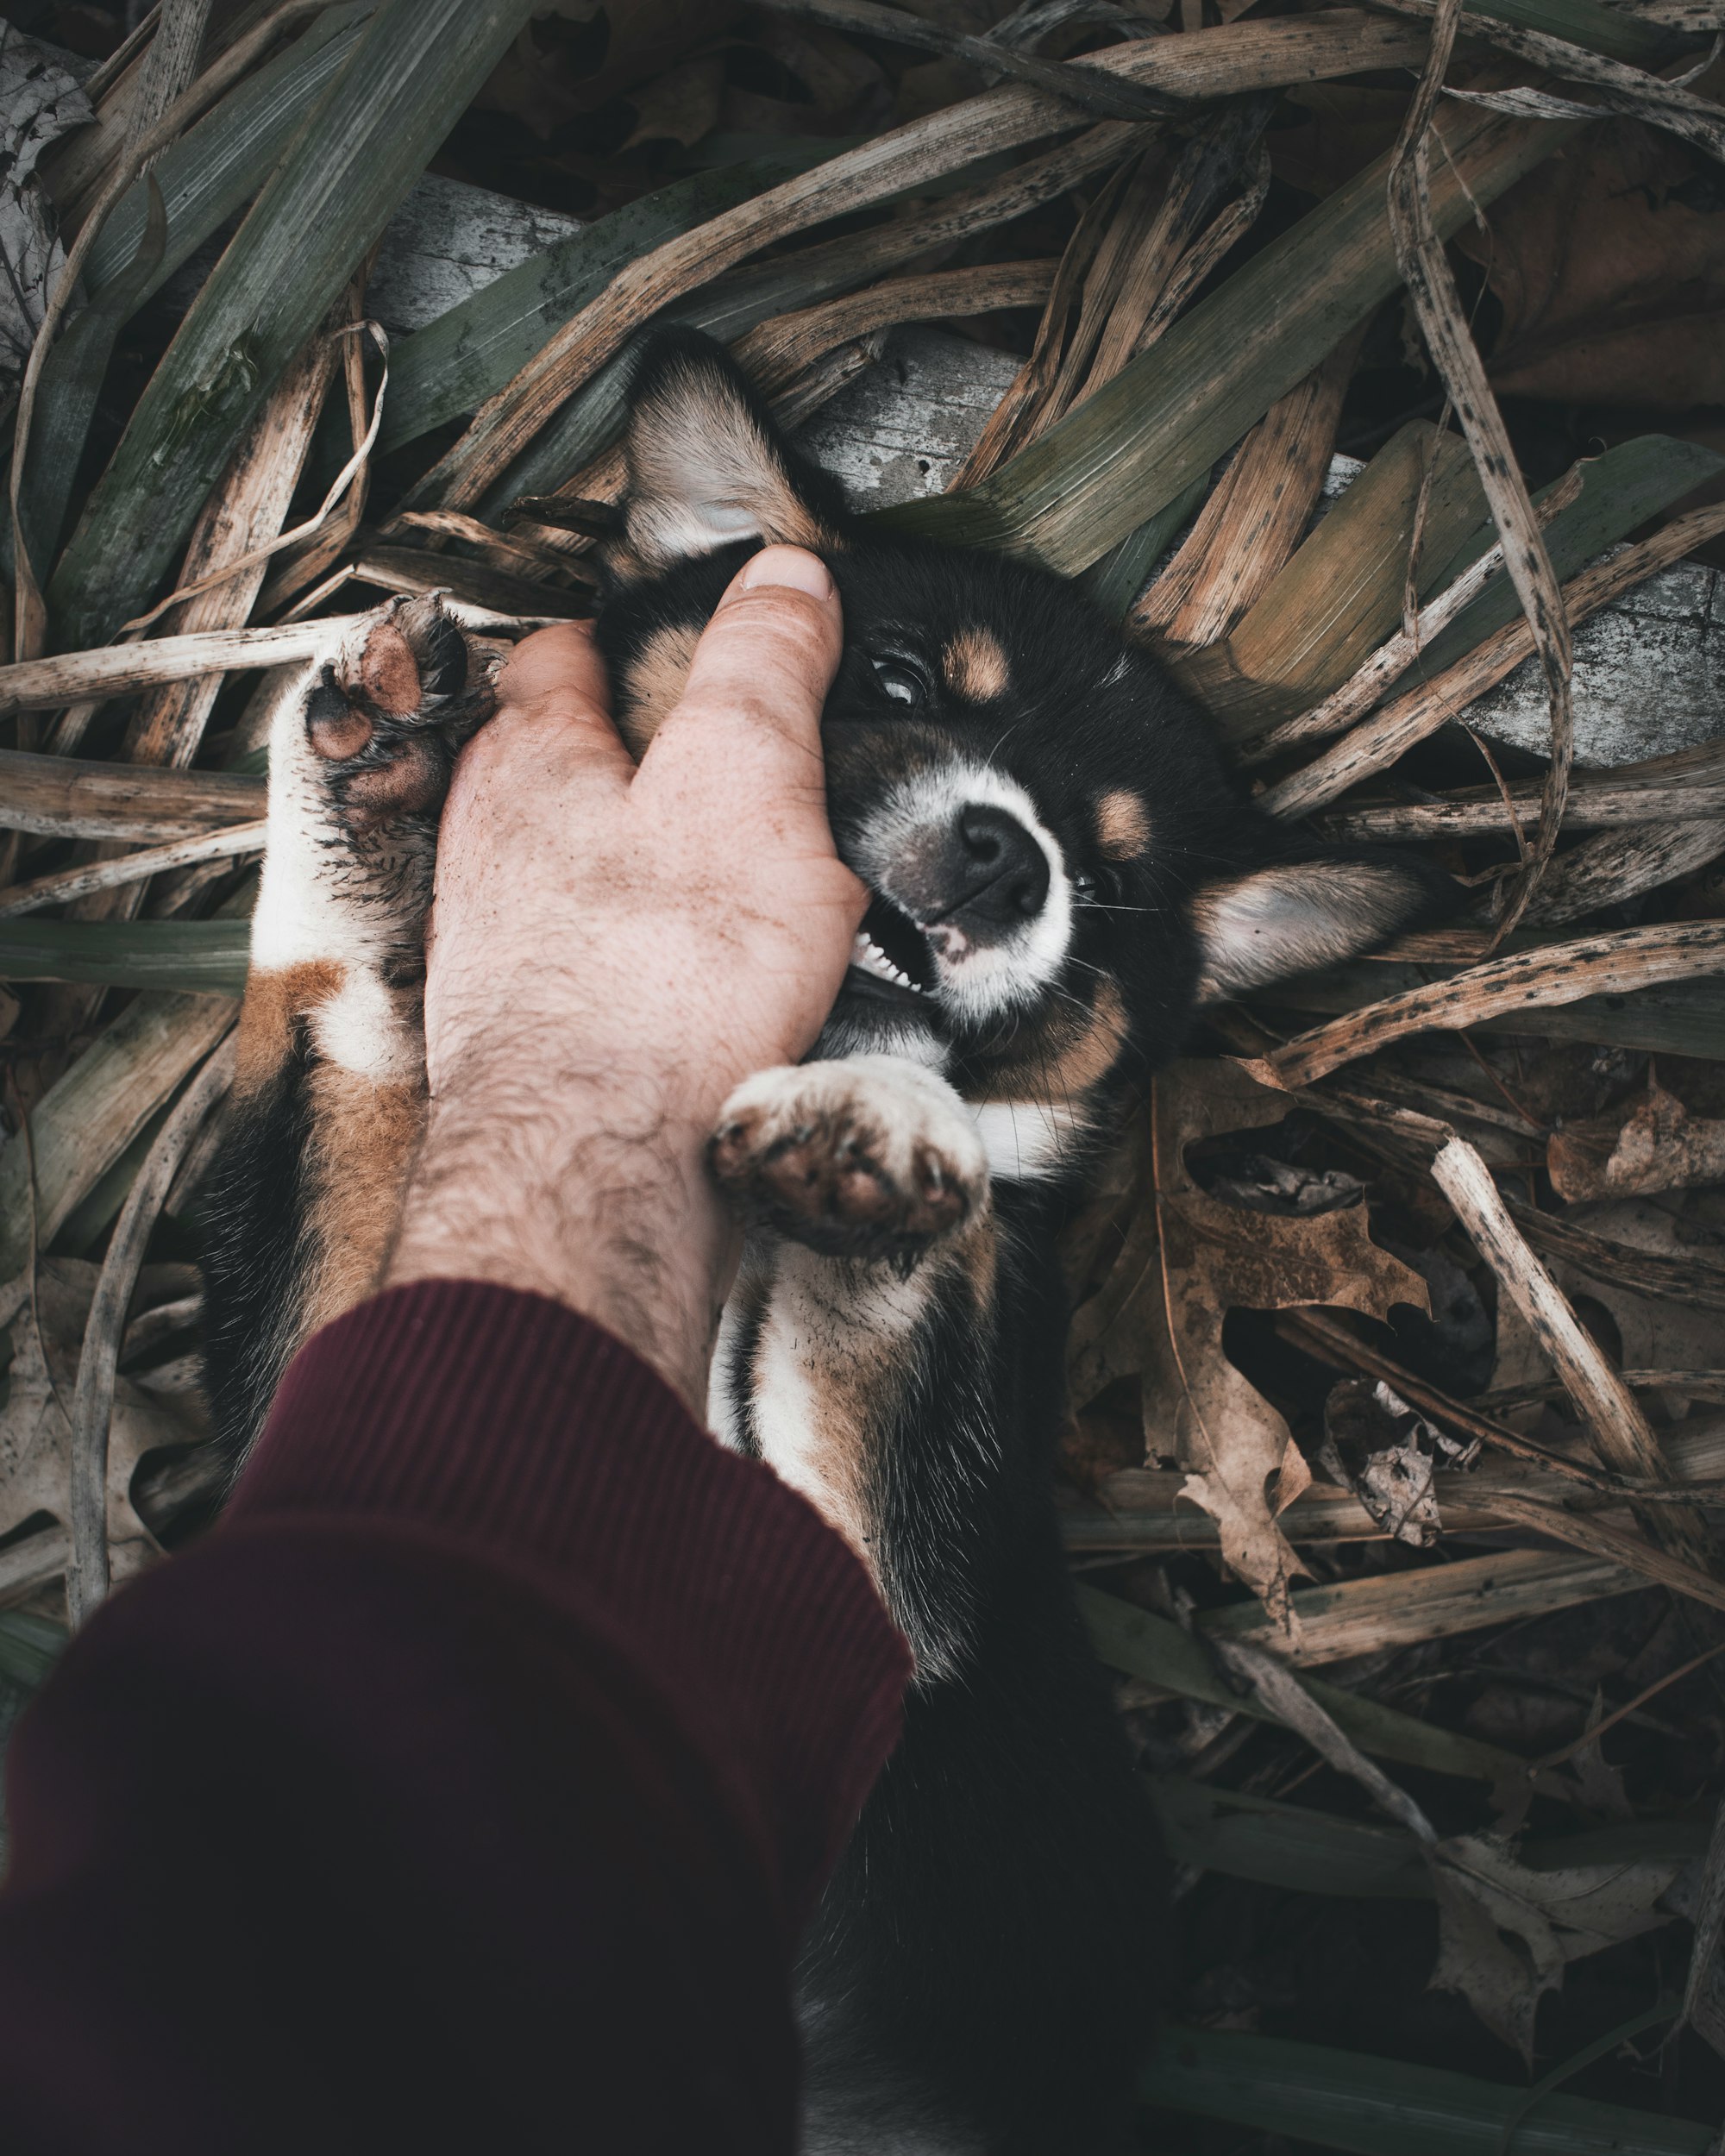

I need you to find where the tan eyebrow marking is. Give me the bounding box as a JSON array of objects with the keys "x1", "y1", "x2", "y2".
[
  {"x1": 942, "y1": 629, "x2": 1009, "y2": 702},
  {"x1": 1095, "y1": 788, "x2": 1150, "y2": 861}
]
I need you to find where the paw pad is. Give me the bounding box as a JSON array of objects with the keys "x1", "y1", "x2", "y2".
[
  {"x1": 303, "y1": 596, "x2": 494, "y2": 834},
  {"x1": 709, "y1": 1065, "x2": 986, "y2": 1263}
]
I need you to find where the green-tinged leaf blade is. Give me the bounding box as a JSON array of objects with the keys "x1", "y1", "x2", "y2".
[
  {"x1": 1419, "y1": 434, "x2": 1725, "y2": 674},
  {"x1": 0, "y1": 918, "x2": 248, "y2": 994},
  {"x1": 17, "y1": 174, "x2": 167, "y2": 579},
  {"x1": 382, "y1": 150, "x2": 838, "y2": 456},
  {"x1": 1463, "y1": 0, "x2": 1678, "y2": 66},
  {"x1": 875, "y1": 106, "x2": 1578, "y2": 574},
  {"x1": 81, "y1": 4, "x2": 375, "y2": 307},
  {"x1": 49, "y1": 0, "x2": 545, "y2": 651},
  {"x1": 1081, "y1": 472, "x2": 1210, "y2": 622},
  {"x1": 1076, "y1": 1586, "x2": 1526, "y2": 1785},
  {"x1": 1138, "y1": 2024, "x2": 1715, "y2": 2155}
]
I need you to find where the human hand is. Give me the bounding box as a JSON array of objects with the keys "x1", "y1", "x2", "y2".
[{"x1": 386, "y1": 547, "x2": 863, "y2": 1413}]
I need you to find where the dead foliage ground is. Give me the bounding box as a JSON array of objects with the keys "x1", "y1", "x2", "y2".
[{"x1": 3, "y1": 1, "x2": 1725, "y2": 2148}]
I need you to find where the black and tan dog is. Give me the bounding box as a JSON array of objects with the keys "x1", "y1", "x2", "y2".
[{"x1": 203, "y1": 329, "x2": 1452, "y2": 2153}]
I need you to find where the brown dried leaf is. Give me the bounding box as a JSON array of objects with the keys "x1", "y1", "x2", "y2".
[
  {"x1": 1429, "y1": 1832, "x2": 1680, "y2": 2064},
  {"x1": 1076, "y1": 1062, "x2": 1428, "y2": 1624},
  {"x1": 1550, "y1": 1076, "x2": 1725, "y2": 1202},
  {"x1": 476, "y1": 1, "x2": 740, "y2": 135},
  {"x1": 619, "y1": 53, "x2": 727, "y2": 150},
  {"x1": 1458, "y1": 117, "x2": 1725, "y2": 410}
]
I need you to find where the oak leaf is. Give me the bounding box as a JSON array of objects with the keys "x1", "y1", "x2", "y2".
[{"x1": 1067, "y1": 1062, "x2": 1427, "y2": 1624}]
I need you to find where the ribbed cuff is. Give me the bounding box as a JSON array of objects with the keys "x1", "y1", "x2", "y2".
[{"x1": 227, "y1": 1281, "x2": 910, "y2": 1909}]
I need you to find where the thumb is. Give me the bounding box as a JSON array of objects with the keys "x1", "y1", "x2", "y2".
[{"x1": 644, "y1": 545, "x2": 843, "y2": 787}]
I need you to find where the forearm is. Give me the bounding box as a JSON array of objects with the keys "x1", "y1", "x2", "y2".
[{"x1": 386, "y1": 1063, "x2": 731, "y2": 1416}]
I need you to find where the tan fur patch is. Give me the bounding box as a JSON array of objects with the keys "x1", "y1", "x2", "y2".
[
  {"x1": 627, "y1": 368, "x2": 835, "y2": 565},
  {"x1": 942, "y1": 629, "x2": 1009, "y2": 702},
  {"x1": 1192, "y1": 862, "x2": 1421, "y2": 1002},
  {"x1": 618, "y1": 620, "x2": 700, "y2": 757},
  {"x1": 234, "y1": 961, "x2": 344, "y2": 1093},
  {"x1": 298, "y1": 1067, "x2": 426, "y2": 1334},
  {"x1": 750, "y1": 1229, "x2": 994, "y2": 1625},
  {"x1": 972, "y1": 981, "x2": 1127, "y2": 1106},
  {"x1": 1095, "y1": 787, "x2": 1150, "y2": 862}
]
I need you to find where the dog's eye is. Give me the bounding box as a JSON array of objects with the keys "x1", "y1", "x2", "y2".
[
  {"x1": 869, "y1": 655, "x2": 928, "y2": 708},
  {"x1": 1072, "y1": 868, "x2": 1120, "y2": 907}
]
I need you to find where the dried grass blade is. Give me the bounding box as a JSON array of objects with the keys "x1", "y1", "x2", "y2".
[
  {"x1": 1387, "y1": 0, "x2": 1573, "y2": 937},
  {"x1": 66, "y1": 1030, "x2": 234, "y2": 1628},
  {"x1": 1261, "y1": 499, "x2": 1725, "y2": 818},
  {"x1": 881, "y1": 98, "x2": 1569, "y2": 573},
  {"x1": 1132, "y1": 335, "x2": 1358, "y2": 648},
  {"x1": 1506, "y1": 1195, "x2": 1725, "y2": 1313},
  {"x1": 81, "y1": 5, "x2": 373, "y2": 304},
  {"x1": 1207, "y1": 1632, "x2": 1439, "y2": 1837},
  {"x1": 1203, "y1": 1549, "x2": 1642, "y2": 1665},
  {"x1": 0, "y1": 992, "x2": 234, "y2": 1278},
  {"x1": 0, "y1": 916, "x2": 249, "y2": 993},
  {"x1": 957, "y1": 101, "x2": 1271, "y2": 489},
  {"x1": 0, "y1": 606, "x2": 532, "y2": 717},
  {"x1": 467, "y1": 124, "x2": 1142, "y2": 523},
  {"x1": 1241, "y1": 462, "x2": 1582, "y2": 766},
  {"x1": 1238, "y1": 922, "x2": 1725, "y2": 1088},
  {"x1": 122, "y1": 0, "x2": 213, "y2": 167},
  {"x1": 1480, "y1": 1491, "x2": 1725, "y2": 1616},
  {"x1": 1428, "y1": 1131, "x2": 1715, "y2": 1573},
  {"x1": 47, "y1": 0, "x2": 548, "y2": 652},
  {"x1": 1381, "y1": 0, "x2": 1725, "y2": 161},
  {"x1": 0, "y1": 748, "x2": 264, "y2": 840},
  {"x1": 1076, "y1": 1583, "x2": 1533, "y2": 1783},
  {"x1": 0, "y1": 823, "x2": 265, "y2": 917},
  {"x1": 757, "y1": 0, "x2": 1179, "y2": 120},
  {"x1": 1521, "y1": 823, "x2": 1725, "y2": 926},
  {"x1": 379, "y1": 148, "x2": 837, "y2": 456},
  {"x1": 405, "y1": 12, "x2": 1431, "y2": 519}
]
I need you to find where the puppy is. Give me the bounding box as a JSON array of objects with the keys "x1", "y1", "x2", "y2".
[{"x1": 203, "y1": 328, "x2": 1453, "y2": 2154}]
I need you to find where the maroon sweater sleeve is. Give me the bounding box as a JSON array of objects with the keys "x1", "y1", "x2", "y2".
[{"x1": 0, "y1": 1282, "x2": 910, "y2": 2156}]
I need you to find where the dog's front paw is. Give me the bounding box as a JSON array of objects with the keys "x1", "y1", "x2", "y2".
[
  {"x1": 709, "y1": 1056, "x2": 988, "y2": 1263},
  {"x1": 305, "y1": 595, "x2": 496, "y2": 837}
]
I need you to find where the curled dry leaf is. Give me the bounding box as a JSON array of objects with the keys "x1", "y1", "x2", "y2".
[
  {"x1": 1550, "y1": 1075, "x2": 1725, "y2": 1201},
  {"x1": 1428, "y1": 1831, "x2": 1683, "y2": 2065},
  {"x1": 1320, "y1": 1376, "x2": 1478, "y2": 1548},
  {"x1": 1201, "y1": 1605, "x2": 1677, "y2": 2059},
  {"x1": 1067, "y1": 1062, "x2": 1427, "y2": 1625}
]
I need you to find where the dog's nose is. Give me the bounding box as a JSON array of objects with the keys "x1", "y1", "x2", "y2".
[{"x1": 940, "y1": 805, "x2": 1050, "y2": 927}]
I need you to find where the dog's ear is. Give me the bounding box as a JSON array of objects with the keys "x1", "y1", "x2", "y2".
[
  {"x1": 1189, "y1": 850, "x2": 1459, "y2": 1004},
  {"x1": 616, "y1": 327, "x2": 849, "y2": 573}
]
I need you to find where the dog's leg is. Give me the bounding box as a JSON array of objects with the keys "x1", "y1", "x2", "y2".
[
  {"x1": 709, "y1": 1056, "x2": 1010, "y2": 1677},
  {"x1": 202, "y1": 599, "x2": 495, "y2": 1462}
]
